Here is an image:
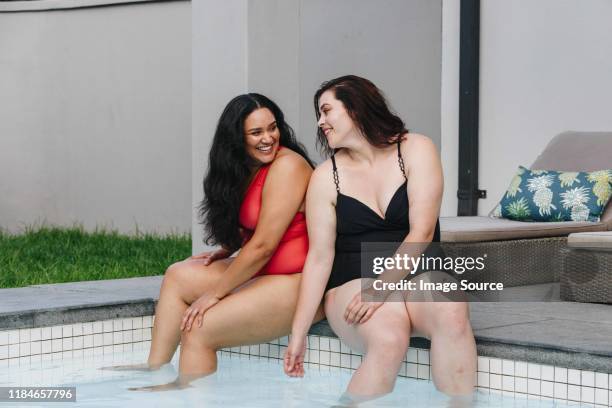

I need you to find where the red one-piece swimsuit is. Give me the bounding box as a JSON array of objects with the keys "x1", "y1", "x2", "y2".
[{"x1": 238, "y1": 151, "x2": 309, "y2": 275}]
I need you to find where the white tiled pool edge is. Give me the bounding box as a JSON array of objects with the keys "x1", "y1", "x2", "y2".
[{"x1": 1, "y1": 315, "x2": 610, "y2": 407}]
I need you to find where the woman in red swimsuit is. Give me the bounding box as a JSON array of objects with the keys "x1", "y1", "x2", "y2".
[{"x1": 122, "y1": 94, "x2": 321, "y2": 389}]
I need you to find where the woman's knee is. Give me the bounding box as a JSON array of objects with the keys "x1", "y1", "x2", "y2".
[
  {"x1": 180, "y1": 323, "x2": 217, "y2": 351},
  {"x1": 432, "y1": 303, "x2": 471, "y2": 337},
  {"x1": 367, "y1": 328, "x2": 410, "y2": 358}
]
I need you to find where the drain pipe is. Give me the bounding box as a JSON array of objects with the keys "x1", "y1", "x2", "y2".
[{"x1": 457, "y1": 0, "x2": 486, "y2": 215}]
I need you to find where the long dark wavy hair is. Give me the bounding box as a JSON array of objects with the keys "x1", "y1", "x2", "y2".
[
  {"x1": 314, "y1": 75, "x2": 409, "y2": 157},
  {"x1": 199, "y1": 93, "x2": 314, "y2": 251}
]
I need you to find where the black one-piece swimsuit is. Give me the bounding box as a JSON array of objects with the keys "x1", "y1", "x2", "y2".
[{"x1": 326, "y1": 140, "x2": 441, "y2": 292}]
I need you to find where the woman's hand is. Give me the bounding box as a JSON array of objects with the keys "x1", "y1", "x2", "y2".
[
  {"x1": 284, "y1": 335, "x2": 307, "y2": 377},
  {"x1": 344, "y1": 288, "x2": 384, "y2": 325},
  {"x1": 189, "y1": 248, "x2": 232, "y2": 265},
  {"x1": 180, "y1": 292, "x2": 222, "y2": 331}
]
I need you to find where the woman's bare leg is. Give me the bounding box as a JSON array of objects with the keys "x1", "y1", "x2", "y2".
[
  {"x1": 324, "y1": 279, "x2": 411, "y2": 399},
  {"x1": 102, "y1": 258, "x2": 232, "y2": 371},
  {"x1": 405, "y1": 299, "x2": 476, "y2": 396},
  {"x1": 134, "y1": 273, "x2": 324, "y2": 390}
]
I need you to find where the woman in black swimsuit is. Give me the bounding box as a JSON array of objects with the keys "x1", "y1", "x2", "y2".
[{"x1": 284, "y1": 75, "x2": 476, "y2": 402}]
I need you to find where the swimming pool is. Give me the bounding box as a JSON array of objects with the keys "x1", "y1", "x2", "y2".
[{"x1": 0, "y1": 346, "x2": 576, "y2": 407}]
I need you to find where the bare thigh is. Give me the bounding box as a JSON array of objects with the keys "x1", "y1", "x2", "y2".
[
  {"x1": 164, "y1": 257, "x2": 234, "y2": 304},
  {"x1": 185, "y1": 273, "x2": 324, "y2": 349},
  {"x1": 323, "y1": 279, "x2": 411, "y2": 354}
]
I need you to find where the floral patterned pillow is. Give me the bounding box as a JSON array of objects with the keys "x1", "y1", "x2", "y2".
[{"x1": 491, "y1": 166, "x2": 612, "y2": 222}]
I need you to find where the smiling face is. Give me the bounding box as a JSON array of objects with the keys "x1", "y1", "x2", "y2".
[
  {"x1": 317, "y1": 90, "x2": 357, "y2": 149},
  {"x1": 243, "y1": 107, "x2": 280, "y2": 164}
]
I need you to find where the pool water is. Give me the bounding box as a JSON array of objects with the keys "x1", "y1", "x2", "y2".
[{"x1": 0, "y1": 349, "x2": 575, "y2": 407}]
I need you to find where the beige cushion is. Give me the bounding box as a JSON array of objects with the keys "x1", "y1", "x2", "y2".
[
  {"x1": 567, "y1": 231, "x2": 612, "y2": 250},
  {"x1": 529, "y1": 130, "x2": 612, "y2": 228},
  {"x1": 441, "y1": 216, "x2": 607, "y2": 243}
]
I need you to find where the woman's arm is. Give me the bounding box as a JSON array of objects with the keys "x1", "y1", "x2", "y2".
[
  {"x1": 213, "y1": 153, "x2": 313, "y2": 298},
  {"x1": 285, "y1": 162, "x2": 337, "y2": 376},
  {"x1": 403, "y1": 134, "x2": 443, "y2": 242},
  {"x1": 291, "y1": 163, "x2": 338, "y2": 337}
]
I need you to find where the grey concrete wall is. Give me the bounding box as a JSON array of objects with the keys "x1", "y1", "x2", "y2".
[
  {"x1": 0, "y1": 1, "x2": 191, "y2": 235},
  {"x1": 477, "y1": 0, "x2": 612, "y2": 215},
  {"x1": 193, "y1": 0, "x2": 443, "y2": 252},
  {"x1": 192, "y1": 0, "x2": 248, "y2": 252}
]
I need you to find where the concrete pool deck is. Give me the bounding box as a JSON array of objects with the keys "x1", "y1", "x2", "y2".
[{"x1": 1, "y1": 276, "x2": 611, "y2": 373}]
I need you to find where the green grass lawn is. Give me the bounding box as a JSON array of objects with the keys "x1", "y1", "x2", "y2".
[{"x1": 0, "y1": 226, "x2": 191, "y2": 288}]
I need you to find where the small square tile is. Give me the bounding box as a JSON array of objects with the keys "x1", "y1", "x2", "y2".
[
  {"x1": 122, "y1": 319, "x2": 133, "y2": 331},
  {"x1": 73, "y1": 336, "x2": 84, "y2": 350},
  {"x1": 41, "y1": 340, "x2": 52, "y2": 354},
  {"x1": 72, "y1": 324, "x2": 83, "y2": 337},
  {"x1": 541, "y1": 365, "x2": 554, "y2": 382},
  {"x1": 502, "y1": 360, "x2": 514, "y2": 376},
  {"x1": 320, "y1": 351, "x2": 330, "y2": 365},
  {"x1": 62, "y1": 337, "x2": 73, "y2": 351},
  {"x1": 240, "y1": 345, "x2": 249, "y2": 354},
  {"x1": 477, "y1": 372, "x2": 489, "y2": 387},
  {"x1": 541, "y1": 380, "x2": 554, "y2": 397},
  {"x1": 103, "y1": 345, "x2": 113, "y2": 355},
  {"x1": 406, "y1": 349, "x2": 418, "y2": 363},
  {"x1": 398, "y1": 362, "x2": 407, "y2": 377},
  {"x1": 568, "y1": 368, "x2": 581, "y2": 385},
  {"x1": 0, "y1": 345, "x2": 8, "y2": 359},
  {"x1": 30, "y1": 328, "x2": 42, "y2": 342},
  {"x1": 132, "y1": 318, "x2": 143, "y2": 329},
  {"x1": 41, "y1": 327, "x2": 52, "y2": 341},
  {"x1": 554, "y1": 382, "x2": 567, "y2": 399},
  {"x1": 113, "y1": 344, "x2": 123, "y2": 354},
  {"x1": 417, "y1": 364, "x2": 429, "y2": 380},
  {"x1": 19, "y1": 329, "x2": 31, "y2": 343},
  {"x1": 51, "y1": 339, "x2": 62, "y2": 353},
  {"x1": 490, "y1": 358, "x2": 502, "y2": 374},
  {"x1": 113, "y1": 320, "x2": 123, "y2": 331},
  {"x1": 93, "y1": 334, "x2": 103, "y2": 347},
  {"x1": 477, "y1": 356, "x2": 489, "y2": 372},
  {"x1": 83, "y1": 335, "x2": 93, "y2": 349},
  {"x1": 528, "y1": 363, "x2": 541, "y2": 379},
  {"x1": 515, "y1": 361, "x2": 528, "y2": 378},
  {"x1": 62, "y1": 325, "x2": 73, "y2": 338},
  {"x1": 581, "y1": 386, "x2": 595, "y2": 403},
  {"x1": 269, "y1": 345, "x2": 279, "y2": 359},
  {"x1": 594, "y1": 387, "x2": 608, "y2": 405},
  {"x1": 8, "y1": 330, "x2": 20, "y2": 344},
  {"x1": 406, "y1": 363, "x2": 418, "y2": 378},
  {"x1": 19, "y1": 343, "x2": 30, "y2": 357},
  {"x1": 502, "y1": 375, "x2": 514, "y2": 392},
  {"x1": 582, "y1": 371, "x2": 595, "y2": 387},
  {"x1": 490, "y1": 373, "x2": 502, "y2": 390},
  {"x1": 103, "y1": 333, "x2": 113, "y2": 346},
  {"x1": 527, "y1": 378, "x2": 540, "y2": 395},
  {"x1": 51, "y1": 326, "x2": 63, "y2": 339},
  {"x1": 554, "y1": 367, "x2": 567, "y2": 383},
  {"x1": 93, "y1": 321, "x2": 103, "y2": 334},
  {"x1": 319, "y1": 337, "x2": 329, "y2": 351},
  {"x1": 329, "y1": 338, "x2": 340, "y2": 353},
  {"x1": 341, "y1": 353, "x2": 351, "y2": 368},
  {"x1": 142, "y1": 327, "x2": 151, "y2": 341},
  {"x1": 0, "y1": 331, "x2": 8, "y2": 346},
  {"x1": 595, "y1": 372, "x2": 608, "y2": 389},
  {"x1": 249, "y1": 345, "x2": 259, "y2": 355},
  {"x1": 417, "y1": 349, "x2": 429, "y2": 365},
  {"x1": 307, "y1": 336, "x2": 319, "y2": 350},
  {"x1": 82, "y1": 323, "x2": 93, "y2": 336},
  {"x1": 515, "y1": 377, "x2": 528, "y2": 393},
  {"x1": 330, "y1": 352, "x2": 340, "y2": 367},
  {"x1": 350, "y1": 354, "x2": 361, "y2": 369},
  {"x1": 143, "y1": 316, "x2": 153, "y2": 328},
  {"x1": 340, "y1": 342, "x2": 351, "y2": 354},
  {"x1": 103, "y1": 321, "x2": 113, "y2": 333}
]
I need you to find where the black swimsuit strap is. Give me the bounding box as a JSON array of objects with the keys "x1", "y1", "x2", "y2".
[
  {"x1": 331, "y1": 154, "x2": 340, "y2": 192},
  {"x1": 397, "y1": 137, "x2": 407, "y2": 181}
]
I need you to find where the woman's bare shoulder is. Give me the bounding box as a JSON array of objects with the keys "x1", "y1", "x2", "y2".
[
  {"x1": 269, "y1": 147, "x2": 313, "y2": 176},
  {"x1": 402, "y1": 133, "x2": 437, "y2": 157}
]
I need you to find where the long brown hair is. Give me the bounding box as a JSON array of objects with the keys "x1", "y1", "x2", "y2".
[{"x1": 314, "y1": 75, "x2": 409, "y2": 157}]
